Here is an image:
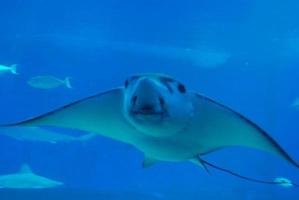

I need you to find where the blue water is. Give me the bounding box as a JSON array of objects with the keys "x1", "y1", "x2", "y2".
[{"x1": 0, "y1": 0, "x2": 299, "y2": 199}]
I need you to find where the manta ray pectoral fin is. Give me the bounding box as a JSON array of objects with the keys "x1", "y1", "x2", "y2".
[
  {"x1": 192, "y1": 94, "x2": 299, "y2": 168},
  {"x1": 1, "y1": 88, "x2": 123, "y2": 129},
  {"x1": 0, "y1": 89, "x2": 136, "y2": 143},
  {"x1": 142, "y1": 156, "x2": 159, "y2": 168}
]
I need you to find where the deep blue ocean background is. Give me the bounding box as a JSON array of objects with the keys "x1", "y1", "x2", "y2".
[{"x1": 0, "y1": 0, "x2": 299, "y2": 199}]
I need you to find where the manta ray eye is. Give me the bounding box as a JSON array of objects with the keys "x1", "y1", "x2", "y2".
[
  {"x1": 177, "y1": 83, "x2": 186, "y2": 93},
  {"x1": 124, "y1": 79, "x2": 129, "y2": 88}
]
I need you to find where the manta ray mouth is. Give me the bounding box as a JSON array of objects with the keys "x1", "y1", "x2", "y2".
[
  {"x1": 130, "y1": 108, "x2": 168, "y2": 118},
  {"x1": 132, "y1": 110, "x2": 166, "y2": 116}
]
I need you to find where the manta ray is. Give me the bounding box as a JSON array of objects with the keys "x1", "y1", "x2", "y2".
[{"x1": 2, "y1": 73, "x2": 298, "y2": 185}]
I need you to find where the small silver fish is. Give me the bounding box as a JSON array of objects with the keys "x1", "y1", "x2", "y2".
[
  {"x1": 0, "y1": 64, "x2": 18, "y2": 75},
  {"x1": 28, "y1": 76, "x2": 72, "y2": 89}
]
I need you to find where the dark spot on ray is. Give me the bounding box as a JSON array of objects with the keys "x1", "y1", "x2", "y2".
[{"x1": 177, "y1": 83, "x2": 186, "y2": 93}]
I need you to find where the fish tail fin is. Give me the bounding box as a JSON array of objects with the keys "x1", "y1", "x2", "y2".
[
  {"x1": 10, "y1": 64, "x2": 18, "y2": 74},
  {"x1": 77, "y1": 133, "x2": 97, "y2": 142},
  {"x1": 19, "y1": 163, "x2": 33, "y2": 174},
  {"x1": 64, "y1": 77, "x2": 72, "y2": 88}
]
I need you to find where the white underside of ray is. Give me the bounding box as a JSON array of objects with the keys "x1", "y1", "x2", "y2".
[{"x1": 15, "y1": 89, "x2": 139, "y2": 145}]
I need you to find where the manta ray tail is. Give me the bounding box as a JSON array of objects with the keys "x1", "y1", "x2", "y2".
[{"x1": 198, "y1": 157, "x2": 298, "y2": 187}]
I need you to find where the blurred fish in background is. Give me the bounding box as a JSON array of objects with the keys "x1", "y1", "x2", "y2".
[
  {"x1": 0, "y1": 127, "x2": 97, "y2": 144},
  {"x1": 0, "y1": 163, "x2": 63, "y2": 189},
  {"x1": 27, "y1": 76, "x2": 72, "y2": 89},
  {"x1": 0, "y1": 64, "x2": 18, "y2": 75},
  {"x1": 291, "y1": 98, "x2": 299, "y2": 110}
]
